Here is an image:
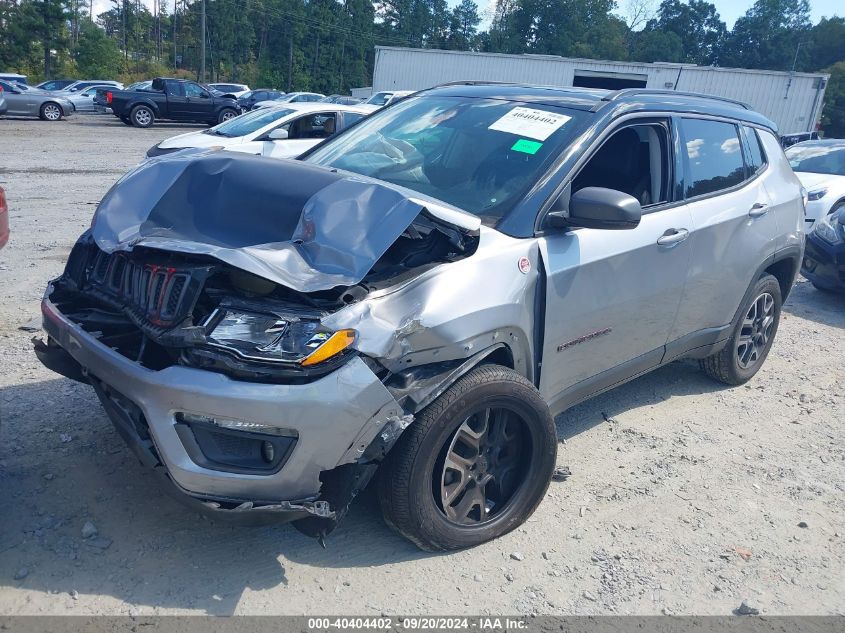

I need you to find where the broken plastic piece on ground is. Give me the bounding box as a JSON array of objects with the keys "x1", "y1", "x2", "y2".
[{"x1": 552, "y1": 466, "x2": 572, "y2": 482}]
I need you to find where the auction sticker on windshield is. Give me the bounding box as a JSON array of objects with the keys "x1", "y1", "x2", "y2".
[{"x1": 489, "y1": 107, "x2": 572, "y2": 141}]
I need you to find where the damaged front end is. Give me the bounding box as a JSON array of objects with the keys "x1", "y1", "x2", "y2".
[{"x1": 37, "y1": 150, "x2": 501, "y2": 535}]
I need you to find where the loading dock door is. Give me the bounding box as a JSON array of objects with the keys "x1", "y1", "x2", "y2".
[{"x1": 573, "y1": 70, "x2": 648, "y2": 90}]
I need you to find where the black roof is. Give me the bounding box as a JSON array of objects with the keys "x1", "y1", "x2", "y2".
[{"x1": 421, "y1": 82, "x2": 776, "y2": 131}]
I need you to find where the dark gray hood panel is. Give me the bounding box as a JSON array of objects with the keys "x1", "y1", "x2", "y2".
[{"x1": 91, "y1": 150, "x2": 429, "y2": 292}]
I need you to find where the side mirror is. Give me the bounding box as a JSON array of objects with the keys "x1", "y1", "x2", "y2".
[
  {"x1": 267, "y1": 128, "x2": 289, "y2": 140},
  {"x1": 200, "y1": 92, "x2": 210, "y2": 99},
  {"x1": 547, "y1": 187, "x2": 642, "y2": 231}
]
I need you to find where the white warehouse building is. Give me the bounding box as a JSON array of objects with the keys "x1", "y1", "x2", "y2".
[{"x1": 371, "y1": 46, "x2": 829, "y2": 133}]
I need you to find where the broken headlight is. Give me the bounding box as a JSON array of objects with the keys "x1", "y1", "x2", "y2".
[
  {"x1": 204, "y1": 309, "x2": 356, "y2": 366},
  {"x1": 812, "y1": 210, "x2": 844, "y2": 245}
]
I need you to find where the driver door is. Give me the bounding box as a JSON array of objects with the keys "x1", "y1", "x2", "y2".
[
  {"x1": 182, "y1": 82, "x2": 212, "y2": 118},
  {"x1": 538, "y1": 119, "x2": 693, "y2": 411},
  {"x1": 263, "y1": 112, "x2": 338, "y2": 159}
]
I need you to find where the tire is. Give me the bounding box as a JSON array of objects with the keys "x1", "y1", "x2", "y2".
[
  {"x1": 39, "y1": 102, "x2": 63, "y2": 121},
  {"x1": 378, "y1": 364, "x2": 557, "y2": 551},
  {"x1": 700, "y1": 274, "x2": 782, "y2": 385},
  {"x1": 130, "y1": 105, "x2": 154, "y2": 128},
  {"x1": 217, "y1": 108, "x2": 237, "y2": 124}
]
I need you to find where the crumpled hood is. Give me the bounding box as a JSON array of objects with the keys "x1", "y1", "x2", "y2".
[{"x1": 91, "y1": 149, "x2": 479, "y2": 293}]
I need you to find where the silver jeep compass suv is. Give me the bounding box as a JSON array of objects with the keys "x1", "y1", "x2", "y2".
[{"x1": 37, "y1": 84, "x2": 804, "y2": 550}]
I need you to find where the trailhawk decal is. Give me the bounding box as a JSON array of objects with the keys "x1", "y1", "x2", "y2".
[{"x1": 557, "y1": 327, "x2": 612, "y2": 352}]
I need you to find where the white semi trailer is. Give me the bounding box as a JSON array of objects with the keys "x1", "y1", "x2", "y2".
[{"x1": 371, "y1": 46, "x2": 829, "y2": 133}]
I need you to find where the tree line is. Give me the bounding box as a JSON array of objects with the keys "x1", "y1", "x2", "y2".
[{"x1": 0, "y1": 0, "x2": 843, "y2": 134}]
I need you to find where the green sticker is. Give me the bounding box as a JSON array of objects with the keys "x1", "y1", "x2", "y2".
[{"x1": 511, "y1": 139, "x2": 542, "y2": 155}]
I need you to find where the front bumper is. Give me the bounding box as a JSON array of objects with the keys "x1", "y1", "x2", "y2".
[
  {"x1": 801, "y1": 233, "x2": 845, "y2": 290},
  {"x1": 39, "y1": 286, "x2": 405, "y2": 518}
]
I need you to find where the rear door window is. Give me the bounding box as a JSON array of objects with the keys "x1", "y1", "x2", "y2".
[{"x1": 681, "y1": 118, "x2": 745, "y2": 198}]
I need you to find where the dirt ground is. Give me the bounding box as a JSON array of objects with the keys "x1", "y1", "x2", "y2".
[{"x1": 0, "y1": 115, "x2": 843, "y2": 617}]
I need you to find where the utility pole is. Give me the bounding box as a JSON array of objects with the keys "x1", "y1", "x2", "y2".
[
  {"x1": 287, "y1": 36, "x2": 293, "y2": 92},
  {"x1": 173, "y1": 0, "x2": 177, "y2": 70},
  {"x1": 200, "y1": 0, "x2": 206, "y2": 82}
]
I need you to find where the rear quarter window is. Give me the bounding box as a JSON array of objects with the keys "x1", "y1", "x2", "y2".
[
  {"x1": 743, "y1": 126, "x2": 767, "y2": 174},
  {"x1": 681, "y1": 118, "x2": 745, "y2": 198}
]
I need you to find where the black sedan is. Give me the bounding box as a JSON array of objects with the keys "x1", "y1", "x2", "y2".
[{"x1": 802, "y1": 208, "x2": 845, "y2": 292}]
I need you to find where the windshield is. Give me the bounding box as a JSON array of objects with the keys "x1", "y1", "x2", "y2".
[
  {"x1": 305, "y1": 95, "x2": 585, "y2": 219},
  {"x1": 207, "y1": 106, "x2": 295, "y2": 137},
  {"x1": 366, "y1": 92, "x2": 391, "y2": 106},
  {"x1": 786, "y1": 144, "x2": 845, "y2": 176}
]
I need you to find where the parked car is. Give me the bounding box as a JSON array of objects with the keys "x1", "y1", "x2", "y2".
[
  {"x1": 252, "y1": 92, "x2": 325, "y2": 109},
  {"x1": 320, "y1": 94, "x2": 363, "y2": 105},
  {"x1": 0, "y1": 94, "x2": 6, "y2": 117},
  {"x1": 147, "y1": 103, "x2": 373, "y2": 159},
  {"x1": 67, "y1": 84, "x2": 117, "y2": 113},
  {"x1": 237, "y1": 89, "x2": 284, "y2": 112},
  {"x1": 60, "y1": 80, "x2": 123, "y2": 93},
  {"x1": 801, "y1": 205, "x2": 845, "y2": 292},
  {"x1": 0, "y1": 73, "x2": 27, "y2": 85},
  {"x1": 0, "y1": 186, "x2": 7, "y2": 250},
  {"x1": 364, "y1": 90, "x2": 414, "y2": 107},
  {"x1": 35, "y1": 79, "x2": 77, "y2": 91},
  {"x1": 208, "y1": 83, "x2": 250, "y2": 99},
  {"x1": 785, "y1": 140, "x2": 845, "y2": 227},
  {"x1": 106, "y1": 77, "x2": 240, "y2": 128},
  {"x1": 781, "y1": 131, "x2": 819, "y2": 148},
  {"x1": 0, "y1": 80, "x2": 74, "y2": 120},
  {"x1": 95, "y1": 81, "x2": 153, "y2": 113},
  {"x1": 36, "y1": 85, "x2": 803, "y2": 551}
]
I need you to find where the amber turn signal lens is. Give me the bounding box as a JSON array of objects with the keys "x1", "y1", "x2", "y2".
[{"x1": 300, "y1": 329, "x2": 356, "y2": 367}]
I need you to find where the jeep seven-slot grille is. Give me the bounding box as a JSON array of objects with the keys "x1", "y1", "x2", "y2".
[{"x1": 87, "y1": 249, "x2": 210, "y2": 330}]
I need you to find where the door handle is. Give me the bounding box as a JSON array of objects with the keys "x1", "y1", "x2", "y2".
[
  {"x1": 749, "y1": 202, "x2": 769, "y2": 218},
  {"x1": 657, "y1": 228, "x2": 689, "y2": 246}
]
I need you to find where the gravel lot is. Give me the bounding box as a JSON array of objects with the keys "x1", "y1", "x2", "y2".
[{"x1": 1, "y1": 115, "x2": 843, "y2": 616}]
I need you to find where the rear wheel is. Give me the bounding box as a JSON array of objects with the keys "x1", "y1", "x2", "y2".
[
  {"x1": 39, "y1": 102, "x2": 63, "y2": 121},
  {"x1": 130, "y1": 105, "x2": 154, "y2": 128},
  {"x1": 378, "y1": 365, "x2": 556, "y2": 551},
  {"x1": 700, "y1": 274, "x2": 782, "y2": 385},
  {"x1": 217, "y1": 108, "x2": 238, "y2": 124}
]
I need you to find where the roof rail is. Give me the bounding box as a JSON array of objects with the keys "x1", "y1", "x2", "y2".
[
  {"x1": 602, "y1": 88, "x2": 751, "y2": 110},
  {"x1": 433, "y1": 80, "x2": 518, "y2": 87}
]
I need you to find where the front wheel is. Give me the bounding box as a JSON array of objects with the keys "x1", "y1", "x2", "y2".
[
  {"x1": 130, "y1": 105, "x2": 154, "y2": 128},
  {"x1": 700, "y1": 274, "x2": 782, "y2": 385},
  {"x1": 217, "y1": 108, "x2": 238, "y2": 124},
  {"x1": 39, "y1": 102, "x2": 63, "y2": 121},
  {"x1": 378, "y1": 365, "x2": 557, "y2": 551}
]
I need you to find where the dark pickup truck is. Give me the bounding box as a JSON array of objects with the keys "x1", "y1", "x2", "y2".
[{"x1": 106, "y1": 78, "x2": 240, "y2": 128}]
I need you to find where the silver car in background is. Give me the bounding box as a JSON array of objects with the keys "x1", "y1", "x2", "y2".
[
  {"x1": 66, "y1": 84, "x2": 117, "y2": 113},
  {"x1": 0, "y1": 80, "x2": 74, "y2": 120}
]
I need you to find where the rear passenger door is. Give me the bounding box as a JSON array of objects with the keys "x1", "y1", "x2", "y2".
[
  {"x1": 667, "y1": 117, "x2": 778, "y2": 346},
  {"x1": 164, "y1": 81, "x2": 190, "y2": 119}
]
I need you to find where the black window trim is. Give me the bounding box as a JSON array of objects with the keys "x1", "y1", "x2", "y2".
[{"x1": 741, "y1": 124, "x2": 769, "y2": 178}]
